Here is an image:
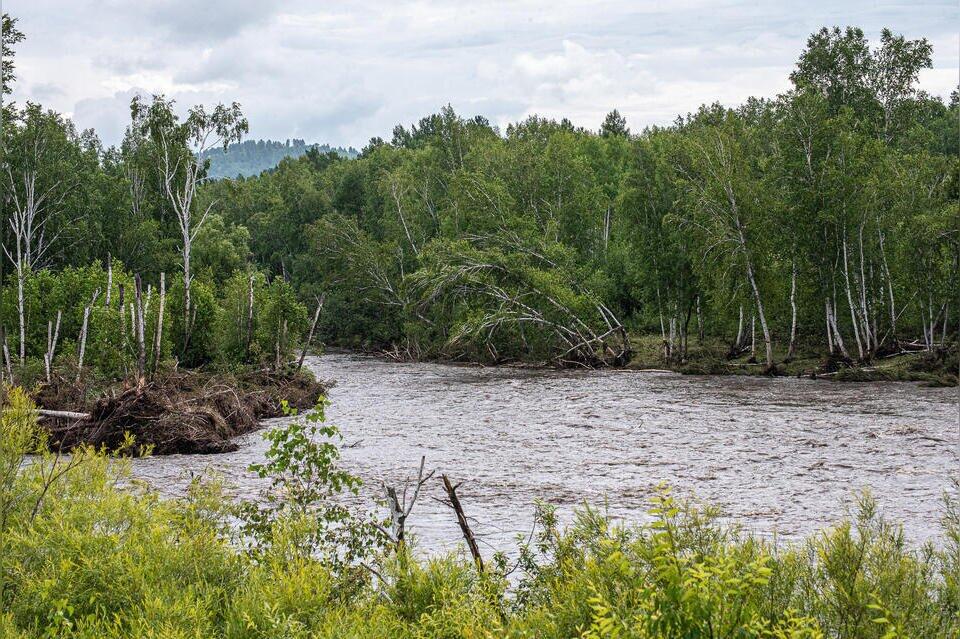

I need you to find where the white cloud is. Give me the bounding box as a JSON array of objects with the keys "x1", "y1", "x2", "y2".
[{"x1": 6, "y1": 0, "x2": 957, "y2": 147}]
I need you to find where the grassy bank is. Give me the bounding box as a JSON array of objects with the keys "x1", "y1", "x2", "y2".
[
  {"x1": 627, "y1": 334, "x2": 959, "y2": 386},
  {"x1": 1, "y1": 388, "x2": 958, "y2": 638}
]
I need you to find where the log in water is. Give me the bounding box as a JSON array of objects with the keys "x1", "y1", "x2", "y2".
[{"x1": 131, "y1": 352, "x2": 957, "y2": 554}]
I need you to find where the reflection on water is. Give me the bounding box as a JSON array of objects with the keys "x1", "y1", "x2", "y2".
[{"x1": 132, "y1": 352, "x2": 958, "y2": 554}]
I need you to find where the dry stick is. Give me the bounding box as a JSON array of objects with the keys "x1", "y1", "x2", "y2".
[
  {"x1": 152, "y1": 273, "x2": 165, "y2": 375},
  {"x1": 44, "y1": 310, "x2": 62, "y2": 383},
  {"x1": 441, "y1": 474, "x2": 484, "y2": 572},
  {"x1": 117, "y1": 284, "x2": 128, "y2": 376},
  {"x1": 37, "y1": 408, "x2": 90, "y2": 421},
  {"x1": 297, "y1": 294, "x2": 325, "y2": 373},
  {"x1": 104, "y1": 254, "x2": 112, "y2": 307},
  {"x1": 383, "y1": 456, "x2": 435, "y2": 549},
  {"x1": 144, "y1": 284, "x2": 153, "y2": 320},
  {"x1": 45, "y1": 321, "x2": 53, "y2": 381},
  {"x1": 76, "y1": 288, "x2": 102, "y2": 384},
  {"x1": 134, "y1": 274, "x2": 146, "y2": 381},
  {"x1": 129, "y1": 303, "x2": 135, "y2": 342}
]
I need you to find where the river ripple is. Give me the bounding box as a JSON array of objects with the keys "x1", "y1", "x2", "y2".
[{"x1": 131, "y1": 352, "x2": 959, "y2": 555}]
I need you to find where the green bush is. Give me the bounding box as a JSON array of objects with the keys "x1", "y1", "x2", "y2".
[{"x1": 1, "y1": 389, "x2": 957, "y2": 638}]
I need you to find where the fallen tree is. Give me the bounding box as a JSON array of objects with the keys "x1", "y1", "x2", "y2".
[
  {"x1": 29, "y1": 368, "x2": 326, "y2": 455},
  {"x1": 407, "y1": 235, "x2": 631, "y2": 367}
]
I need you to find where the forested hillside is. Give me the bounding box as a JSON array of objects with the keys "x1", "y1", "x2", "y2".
[
  {"x1": 1, "y1": 19, "x2": 957, "y2": 381},
  {"x1": 199, "y1": 139, "x2": 359, "y2": 179}
]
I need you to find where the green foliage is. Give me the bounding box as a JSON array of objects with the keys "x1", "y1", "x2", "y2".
[
  {"x1": 166, "y1": 277, "x2": 220, "y2": 367},
  {"x1": 239, "y1": 398, "x2": 385, "y2": 571},
  {"x1": 1, "y1": 391, "x2": 957, "y2": 637},
  {"x1": 5, "y1": 23, "x2": 955, "y2": 370},
  {"x1": 254, "y1": 279, "x2": 309, "y2": 367}
]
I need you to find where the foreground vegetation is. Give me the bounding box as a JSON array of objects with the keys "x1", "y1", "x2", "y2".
[
  {"x1": 1, "y1": 16, "x2": 956, "y2": 382},
  {"x1": 1, "y1": 389, "x2": 957, "y2": 638}
]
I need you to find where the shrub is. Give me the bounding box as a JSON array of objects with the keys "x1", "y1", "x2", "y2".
[{"x1": 0, "y1": 390, "x2": 957, "y2": 638}]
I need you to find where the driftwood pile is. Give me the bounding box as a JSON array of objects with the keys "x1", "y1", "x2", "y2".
[{"x1": 34, "y1": 370, "x2": 326, "y2": 455}]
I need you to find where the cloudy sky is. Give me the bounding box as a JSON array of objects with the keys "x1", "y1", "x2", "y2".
[{"x1": 7, "y1": 1, "x2": 958, "y2": 148}]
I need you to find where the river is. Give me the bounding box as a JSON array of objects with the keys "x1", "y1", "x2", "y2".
[{"x1": 131, "y1": 351, "x2": 958, "y2": 555}]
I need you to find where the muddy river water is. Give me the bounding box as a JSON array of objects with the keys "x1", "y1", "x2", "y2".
[{"x1": 132, "y1": 352, "x2": 958, "y2": 555}]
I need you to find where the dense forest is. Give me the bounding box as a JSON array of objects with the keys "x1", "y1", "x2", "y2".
[
  {"x1": 0, "y1": 16, "x2": 957, "y2": 386},
  {"x1": 1, "y1": 14, "x2": 959, "y2": 637},
  {"x1": 199, "y1": 139, "x2": 359, "y2": 179}
]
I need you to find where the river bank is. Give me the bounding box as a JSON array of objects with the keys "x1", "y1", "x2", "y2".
[
  {"x1": 626, "y1": 335, "x2": 959, "y2": 386},
  {"x1": 22, "y1": 367, "x2": 326, "y2": 455},
  {"x1": 344, "y1": 335, "x2": 959, "y2": 386}
]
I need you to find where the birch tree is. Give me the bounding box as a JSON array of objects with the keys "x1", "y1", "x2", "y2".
[
  {"x1": 2, "y1": 105, "x2": 78, "y2": 363},
  {"x1": 129, "y1": 95, "x2": 247, "y2": 355},
  {"x1": 675, "y1": 112, "x2": 778, "y2": 369}
]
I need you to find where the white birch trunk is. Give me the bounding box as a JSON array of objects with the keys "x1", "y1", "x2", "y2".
[
  {"x1": 44, "y1": 310, "x2": 61, "y2": 383},
  {"x1": 842, "y1": 237, "x2": 864, "y2": 360},
  {"x1": 787, "y1": 258, "x2": 798, "y2": 360},
  {"x1": 134, "y1": 274, "x2": 146, "y2": 380},
  {"x1": 76, "y1": 289, "x2": 101, "y2": 383},
  {"x1": 152, "y1": 273, "x2": 166, "y2": 374}
]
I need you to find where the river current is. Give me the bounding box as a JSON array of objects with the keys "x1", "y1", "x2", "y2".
[{"x1": 131, "y1": 352, "x2": 958, "y2": 555}]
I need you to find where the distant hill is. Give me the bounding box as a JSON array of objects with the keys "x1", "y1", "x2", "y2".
[{"x1": 200, "y1": 139, "x2": 359, "y2": 179}]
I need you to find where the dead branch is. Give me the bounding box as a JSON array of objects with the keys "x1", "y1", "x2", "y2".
[
  {"x1": 383, "y1": 455, "x2": 435, "y2": 549},
  {"x1": 441, "y1": 474, "x2": 484, "y2": 572}
]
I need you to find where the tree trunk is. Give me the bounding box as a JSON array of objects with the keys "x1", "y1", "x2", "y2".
[
  {"x1": 274, "y1": 317, "x2": 283, "y2": 370},
  {"x1": 735, "y1": 304, "x2": 744, "y2": 350},
  {"x1": 297, "y1": 295, "x2": 325, "y2": 373},
  {"x1": 857, "y1": 223, "x2": 873, "y2": 354},
  {"x1": 44, "y1": 310, "x2": 61, "y2": 383},
  {"x1": 656, "y1": 285, "x2": 667, "y2": 359},
  {"x1": 942, "y1": 303, "x2": 949, "y2": 348},
  {"x1": 246, "y1": 274, "x2": 255, "y2": 358},
  {"x1": 876, "y1": 224, "x2": 896, "y2": 342},
  {"x1": 152, "y1": 273, "x2": 166, "y2": 374},
  {"x1": 105, "y1": 255, "x2": 112, "y2": 307},
  {"x1": 441, "y1": 475, "x2": 483, "y2": 572},
  {"x1": 16, "y1": 261, "x2": 25, "y2": 365},
  {"x1": 745, "y1": 262, "x2": 773, "y2": 368},
  {"x1": 825, "y1": 299, "x2": 834, "y2": 353},
  {"x1": 134, "y1": 274, "x2": 146, "y2": 380},
  {"x1": 827, "y1": 299, "x2": 850, "y2": 359},
  {"x1": 787, "y1": 258, "x2": 798, "y2": 360},
  {"x1": 118, "y1": 284, "x2": 126, "y2": 352},
  {"x1": 731, "y1": 205, "x2": 773, "y2": 368},
  {"x1": 76, "y1": 289, "x2": 101, "y2": 384},
  {"x1": 1, "y1": 327, "x2": 13, "y2": 383},
  {"x1": 842, "y1": 237, "x2": 864, "y2": 360},
  {"x1": 696, "y1": 295, "x2": 704, "y2": 344},
  {"x1": 182, "y1": 239, "x2": 192, "y2": 355}
]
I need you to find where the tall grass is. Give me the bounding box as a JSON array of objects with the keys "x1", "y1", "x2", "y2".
[{"x1": 1, "y1": 387, "x2": 957, "y2": 638}]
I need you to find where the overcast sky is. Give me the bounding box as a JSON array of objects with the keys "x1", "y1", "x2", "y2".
[{"x1": 7, "y1": 1, "x2": 958, "y2": 148}]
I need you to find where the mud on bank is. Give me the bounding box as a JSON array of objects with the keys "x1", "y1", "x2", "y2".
[{"x1": 27, "y1": 369, "x2": 327, "y2": 455}]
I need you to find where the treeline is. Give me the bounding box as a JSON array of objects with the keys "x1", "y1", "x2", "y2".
[
  {"x1": 0, "y1": 15, "x2": 313, "y2": 385},
  {"x1": 1, "y1": 19, "x2": 957, "y2": 376},
  {"x1": 205, "y1": 27, "x2": 958, "y2": 368},
  {"x1": 199, "y1": 139, "x2": 359, "y2": 179}
]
